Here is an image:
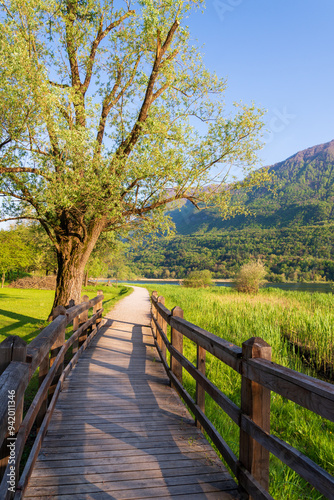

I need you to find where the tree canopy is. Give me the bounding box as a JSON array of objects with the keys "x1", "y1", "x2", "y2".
[{"x1": 0, "y1": 0, "x2": 269, "y2": 309}]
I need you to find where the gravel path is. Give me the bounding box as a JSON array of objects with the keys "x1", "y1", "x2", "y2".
[{"x1": 104, "y1": 286, "x2": 151, "y2": 327}]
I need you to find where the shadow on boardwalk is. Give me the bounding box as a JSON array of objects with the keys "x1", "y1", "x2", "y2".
[{"x1": 23, "y1": 287, "x2": 241, "y2": 499}]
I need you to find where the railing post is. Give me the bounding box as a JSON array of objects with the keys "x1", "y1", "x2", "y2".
[
  {"x1": 97, "y1": 290, "x2": 103, "y2": 326},
  {"x1": 151, "y1": 292, "x2": 158, "y2": 339},
  {"x1": 239, "y1": 337, "x2": 271, "y2": 496},
  {"x1": 0, "y1": 336, "x2": 27, "y2": 480},
  {"x1": 35, "y1": 353, "x2": 49, "y2": 432},
  {"x1": 171, "y1": 306, "x2": 183, "y2": 388},
  {"x1": 157, "y1": 296, "x2": 167, "y2": 361},
  {"x1": 79, "y1": 295, "x2": 89, "y2": 347},
  {"x1": 49, "y1": 306, "x2": 66, "y2": 400},
  {"x1": 196, "y1": 345, "x2": 206, "y2": 430},
  {"x1": 93, "y1": 290, "x2": 103, "y2": 329}
]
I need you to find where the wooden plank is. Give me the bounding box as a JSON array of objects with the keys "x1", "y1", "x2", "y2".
[
  {"x1": 35, "y1": 354, "x2": 49, "y2": 431},
  {"x1": 35, "y1": 443, "x2": 217, "y2": 461},
  {"x1": 241, "y1": 414, "x2": 334, "y2": 499},
  {"x1": 25, "y1": 493, "x2": 239, "y2": 500},
  {"x1": 0, "y1": 362, "x2": 29, "y2": 444},
  {"x1": 239, "y1": 338, "x2": 271, "y2": 494},
  {"x1": 45, "y1": 422, "x2": 196, "y2": 437},
  {"x1": 65, "y1": 302, "x2": 90, "y2": 324},
  {"x1": 50, "y1": 410, "x2": 188, "y2": 422},
  {"x1": 166, "y1": 341, "x2": 240, "y2": 424},
  {"x1": 27, "y1": 316, "x2": 67, "y2": 373},
  {"x1": 33, "y1": 450, "x2": 222, "y2": 470},
  {"x1": 28, "y1": 468, "x2": 232, "y2": 487},
  {"x1": 237, "y1": 464, "x2": 274, "y2": 500},
  {"x1": 196, "y1": 344, "x2": 206, "y2": 430},
  {"x1": 42, "y1": 433, "x2": 208, "y2": 449},
  {"x1": 246, "y1": 358, "x2": 334, "y2": 422},
  {"x1": 0, "y1": 337, "x2": 27, "y2": 481},
  {"x1": 154, "y1": 301, "x2": 171, "y2": 322},
  {"x1": 30, "y1": 456, "x2": 225, "y2": 477},
  {"x1": 170, "y1": 306, "x2": 183, "y2": 387},
  {"x1": 169, "y1": 316, "x2": 242, "y2": 372},
  {"x1": 24, "y1": 480, "x2": 239, "y2": 499},
  {"x1": 26, "y1": 474, "x2": 236, "y2": 494}
]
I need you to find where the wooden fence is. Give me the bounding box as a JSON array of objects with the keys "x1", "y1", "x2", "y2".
[
  {"x1": 0, "y1": 292, "x2": 104, "y2": 499},
  {"x1": 151, "y1": 291, "x2": 334, "y2": 500}
]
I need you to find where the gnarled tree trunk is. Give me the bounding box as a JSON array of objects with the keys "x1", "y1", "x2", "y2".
[{"x1": 51, "y1": 222, "x2": 104, "y2": 313}]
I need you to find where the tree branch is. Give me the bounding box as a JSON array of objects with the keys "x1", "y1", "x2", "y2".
[
  {"x1": 96, "y1": 54, "x2": 141, "y2": 148},
  {"x1": 81, "y1": 10, "x2": 135, "y2": 95},
  {"x1": 49, "y1": 81, "x2": 70, "y2": 89},
  {"x1": 65, "y1": 1, "x2": 81, "y2": 89},
  {"x1": 0, "y1": 137, "x2": 12, "y2": 150},
  {"x1": 120, "y1": 177, "x2": 144, "y2": 199},
  {"x1": 115, "y1": 19, "x2": 180, "y2": 162},
  {"x1": 0, "y1": 165, "x2": 47, "y2": 177},
  {"x1": 0, "y1": 216, "x2": 39, "y2": 223}
]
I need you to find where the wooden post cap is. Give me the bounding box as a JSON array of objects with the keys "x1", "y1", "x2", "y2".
[
  {"x1": 48, "y1": 305, "x2": 67, "y2": 322},
  {"x1": 81, "y1": 295, "x2": 89, "y2": 302},
  {"x1": 242, "y1": 337, "x2": 271, "y2": 360},
  {"x1": 157, "y1": 296, "x2": 165, "y2": 305},
  {"x1": 171, "y1": 306, "x2": 183, "y2": 318}
]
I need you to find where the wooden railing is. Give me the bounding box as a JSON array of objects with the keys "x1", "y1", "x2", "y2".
[
  {"x1": 151, "y1": 292, "x2": 334, "y2": 500},
  {"x1": 0, "y1": 292, "x2": 104, "y2": 500}
]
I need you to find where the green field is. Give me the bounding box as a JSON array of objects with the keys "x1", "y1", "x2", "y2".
[
  {"x1": 0, "y1": 285, "x2": 131, "y2": 343},
  {"x1": 145, "y1": 284, "x2": 334, "y2": 500}
]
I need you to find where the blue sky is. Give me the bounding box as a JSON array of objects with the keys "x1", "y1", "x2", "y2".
[{"x1": 186, "y1": 0, "x2": 334, "y2": 167}]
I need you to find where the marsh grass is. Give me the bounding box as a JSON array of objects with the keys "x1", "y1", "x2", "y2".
[{"x1": 146, "y1": 284, "x2": 334, "y2": 500}]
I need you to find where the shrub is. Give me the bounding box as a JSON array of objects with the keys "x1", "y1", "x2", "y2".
[
  {"x1": 235, "y1": 261, "x2": 266, "y2": 293},
  {"x1": 183, "y1": 270, "x2": 212, "y2": 288}
]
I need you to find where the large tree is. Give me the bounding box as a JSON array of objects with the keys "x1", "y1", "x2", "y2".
[{"x1": 0, "y1": 0, "x2": 269, "y2": 309}]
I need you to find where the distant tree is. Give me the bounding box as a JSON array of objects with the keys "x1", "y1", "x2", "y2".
[
  {"x1": 0, "y1": 229, "x2": 32, "y2": 287},
  {"x1": 183, "y1": 269, "x2": 212, "y2": 288},
  {"x1": 235, "y1": 261, "x2": 266, "y2": 293}
]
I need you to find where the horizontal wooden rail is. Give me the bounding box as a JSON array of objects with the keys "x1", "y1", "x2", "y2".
[
  {"x1": 0, "y1": 291, "x2": 104, "y2": 499},
  {"x1": 245, "y1": 358, "x2": 334, "y2": 423},
  {"x1": 151, "y1": 292, "x2": 334, "y2": 500},
  {"x1": 169, "y1": 315, "x2": 242, "y2": 372}
]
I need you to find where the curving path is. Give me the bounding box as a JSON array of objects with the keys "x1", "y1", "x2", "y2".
[{"x1": 24, "y1": 287, "x2": 240, "y2": 499}]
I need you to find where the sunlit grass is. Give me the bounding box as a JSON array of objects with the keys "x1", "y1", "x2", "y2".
[
  {"x1": 146, "y1": 284, "x2": 334, "y2": 500},
  {"x1": 0, "y1": 285, "x2": 131, "y2": 343}
]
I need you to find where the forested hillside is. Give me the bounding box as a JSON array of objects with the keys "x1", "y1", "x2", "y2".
[{"x1": 129, "y1": 140, "x2": 334, "y2": 281}]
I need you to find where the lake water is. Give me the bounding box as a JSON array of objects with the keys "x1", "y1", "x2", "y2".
[{"x1": 100, "y1": 280, "x2": 333, "y2": 294}]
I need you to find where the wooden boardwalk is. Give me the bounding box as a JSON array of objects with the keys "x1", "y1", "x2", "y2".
[{"x1": 24, "y1": 287, "x2": 241, "y2": 499}]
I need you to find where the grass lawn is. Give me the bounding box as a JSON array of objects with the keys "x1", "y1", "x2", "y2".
[{"x1": 0, "y1": 284, "x2": 132, "y2": 343}]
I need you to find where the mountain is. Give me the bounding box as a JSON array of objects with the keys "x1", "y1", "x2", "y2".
[
  {"x1": 128, "y1": 140, "x2": 334, "y2": 281},
  {"x1": 169, "y1": 139, "x2": 334, "y2": 234}
]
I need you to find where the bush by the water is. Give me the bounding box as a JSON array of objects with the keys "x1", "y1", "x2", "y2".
[
  {"x1": 235, "y1": 261, "x2": 266, "y2": 293},
  {"x1": 183, "y1": 270, "x2": 212, "y2": 288}
]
